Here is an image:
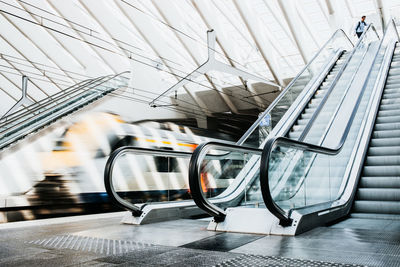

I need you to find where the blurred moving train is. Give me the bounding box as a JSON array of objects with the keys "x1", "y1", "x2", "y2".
[{"x1": 0, "y1": 112, "x2": 241, "y2": 222}]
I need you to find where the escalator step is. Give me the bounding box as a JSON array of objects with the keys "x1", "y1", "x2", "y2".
[
  {"x1": 363, "y1": 165, "x2": 400, "y2": 176},
  {"x1": 353, "y1": 200, "x2": 400, "y2": 214},
  {"x1": 370, "y1": 138, "x2": 400, "y2": 147},
  {"x1": 381, "y1": 91, "x2": 400, "y2": 98},
  {"x1": 365, "y1": 155, "x2": 400, "y2": 165},
  {"x1": 357, "y1": 188, "x2": 400, "y2": 201},
  {"x1": 359, "y1": 176, "x2": 400, "y2": 188},
  {"x1": 372, "y1": 129, "x2": 400, "y2": 138},
  {"x1": 374, "y1": 122, "x2": 400, "y2": 131},
  {"x1": 375, "y1": 115, "x2": 400, "y2": 124},
  {"x1": 380, "y1": 98, "x2": 400, "y2": 106}
]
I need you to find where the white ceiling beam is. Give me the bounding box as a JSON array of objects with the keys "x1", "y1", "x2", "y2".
[
  {"x1": 149, "y1": 0, "x2": 239, "y2": 114},
  {"x1": 190, "y1": 2, "x2": 246, "y2": 85},
  {"x1": 17, "y1": 1, "x2": 86, "y2": 72},
  {"x1": 215, "y1": 1, "x2": 296, "y2": 79},
  {"x1": 0, "y1": 72, "x2": 22, "y2": 102},
  {"x1": 45, "y1": 0, "x2": 118, "y2": 74},
  {"x1": 0, "y1": 33, "x2": 50, "y2": 97},
  {"x1": 232, "y1": 0, "x2": 283, "y2": 86},
  {"x1": 191, "y1": 1, "x2": 265, "y2": 109},
  {"x1": 0, "y1": 11, "x2": 77, "y2": 87},
  {"x1": 375, "y1": 0, "x2": 387, "y2": 29},
  {"x1": 77, "y1": 1, "x2": 129, "y2": 58},
  {"x1": 295, "y1": 2, "x2": 321, "y2": 48},
  {"x1": 344, "y1": 0, "x2": 355, "y2": 18},
  {"x1": 114, "y1": 0, "x2": 210, "y2": 117},
  {"x1": 276, "y1": 0, "x2": 309, "y2": 64}
]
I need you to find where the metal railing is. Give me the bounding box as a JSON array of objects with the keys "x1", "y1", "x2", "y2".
[
  {"x1": 187, "y1": 30, "x2": 356, "y2": 222},
  {"x1": 0, "y1": 71, "x2": 129, "y2": 150},
  {"x1": 259, "y1": 22, "x2": 397, "y2": 226}
]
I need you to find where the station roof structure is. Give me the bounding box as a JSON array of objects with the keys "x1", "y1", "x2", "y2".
[{"x1": 0, "y1": 0, "x2": 399, "y2": 118}]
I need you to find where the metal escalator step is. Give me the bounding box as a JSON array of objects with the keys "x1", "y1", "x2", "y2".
[
  {"x1": 357, "y1": 188, "x2": 400, "y2": 201},
  {"x1": 370, "y1": 138, "x2": 400, "y2": 147},
  {"x1": 377, "y1": 109, "x2": 400, "y2": 118},
  {"x1": 365, "y1": 155, "x2": 400, "y2": 165},
  {"x1": 372, "y1": 129, "x2": 400, "y2": 139},
  {"x1": 353, "y1": 200, "x2": 400, "y2": 214},
  {"x1": 374, "y1": 122, "x2": 400, "y2": 131},
  {"x1": 388, "y1": 67, "x2": 400, "y2": 74},
  {"x1": 384, "y1": 84, "x2": 400, "y2": 90},
  {"x1": 385, "y1": 78, "x2": 400, "y2": 84},
  {"x1": 375, "y1": 115, "x2": 400, "y2": 124},
  {"x1": 363, "y1": 165, "x2": 400, "y2": 176},
  {"x1": 381, "y1": 93, "x2": 400, "y2": 100},
  {"x1": 300, "y1": 113, "x2": 312, "y2": 119},
  {"x1": 296, "y1": 119, "x2": 310, "y2": 125},
  {"x1": 380, "y1": 98, "x2": 400, "y2": 105},
  {"x1": 359, "y1": 176, "x2": 400, "y2": 188}
]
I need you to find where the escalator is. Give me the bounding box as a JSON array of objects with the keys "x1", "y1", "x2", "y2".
[
  {"x1": 188, "y1": 22, "x2": 400, "y2": 234},
  {"x1": 0, "y1": 72, "x2": 129, "y2": 150},
  {"x1": 103, "y1": 30, "x2": 356, "y2": 224},
  {"x1": 245, "y1": 51, "x2": 349, "y2": 204},
  {"x1": 353, "y1": 42, "x2": 400, "y2": 218}
]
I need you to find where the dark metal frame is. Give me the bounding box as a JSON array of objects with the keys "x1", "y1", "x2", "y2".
[
  {"x1": 104, "y1": 146, "x2": 193, "y2": 216},
  {"x1": 188, "y1": 141, "x2": 262, "y2": 222}
]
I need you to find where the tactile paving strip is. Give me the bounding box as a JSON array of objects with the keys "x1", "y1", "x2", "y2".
[
  {"x1": 27, "y1": 234, "x2": 153, "y2": 255},
  {"x1": 214, "y1": 254, "x2": 364, "y2": 267}
]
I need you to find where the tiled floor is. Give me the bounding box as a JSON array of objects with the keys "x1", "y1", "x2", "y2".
[{"x1": 0, "y1": 212, "x2": 399, "y2": 266}]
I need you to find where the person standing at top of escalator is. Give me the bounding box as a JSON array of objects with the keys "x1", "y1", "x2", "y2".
[{"x1": 355, "y1": 16, "x2": 368, "y2": 38}]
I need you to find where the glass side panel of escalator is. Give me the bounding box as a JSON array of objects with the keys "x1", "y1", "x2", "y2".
[
  {"x1": 196, "y1": 32, "x2": 355, "y2": 208},
  {"x1": 266, "y1": 28, "x2": 391, "y2": 212}
]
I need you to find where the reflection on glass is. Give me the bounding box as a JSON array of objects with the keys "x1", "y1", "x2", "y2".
[
  {"x1": 266, "y1": 24, "x2": 394, "y2": 215},
  {"x1": 242, "y1": 31, "x2": 353, "y2": 148}
]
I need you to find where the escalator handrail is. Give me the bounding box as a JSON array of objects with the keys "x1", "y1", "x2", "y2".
[
  {"x1": 104, "y1": 146, "x2": 194, "y2": 215},
  {"x1": 0, "y1": 76, "x2": 109, "y2": 129},
  {"x1": 104, "y1": 31, "x2": 352, "y2": 218},
  {"x1": 187, "y1": 30, "x2": 354, "y2": 222},
  {"x1": 237, "y1": 29, "x2": 354, "y2": 145},
  {"x1": 298, "y1": 24, "x2": 379, "y2": 141},
  {"x1": 0, "y1": 72, "x2": 128, "y2": 137},
  {"x1": 260, "y1": 23, "x2": 393, "y2": 226},
  {"x1": 0, "y1": 72, "x2": 128, "y2": 127},
  {"x1": 188, "y1": 141, "x2": 262, "y2": 221},
  {"x1": 0, "y1": 77, "x2": 94, "y2": 123}
]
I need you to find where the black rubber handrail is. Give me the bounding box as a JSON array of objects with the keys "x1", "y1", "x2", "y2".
[
  {"x1": 104, "y1": 146, "x2": 193, "y2": 215},
  {"x1": 104, "y1": 30, "x2": 353, "y2": 218},
  {"x1": 187, "y1": 31, "x2": 354, "y2": 222},
  {"x1": 188, "y1": 141, "x2": 262, "y2": 221},
  {"x1": 260, "y1": 24, "x2": 385, "y2": 226}
]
